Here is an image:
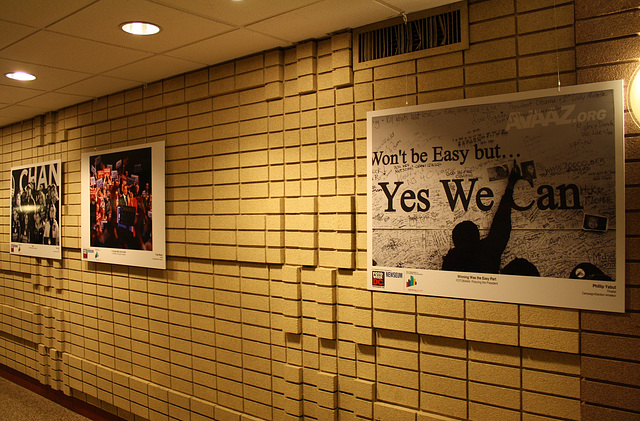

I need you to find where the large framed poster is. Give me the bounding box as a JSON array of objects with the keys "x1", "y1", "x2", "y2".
[
  {"x1": 81, "y1": 141, "x2": 165, "y2": 269},
  {"x1": 367, "y1": 81, "x2": 625, "y2": 313},
  {"x1": 10, "y1": 160, "x2": 62, "y2": 259}
]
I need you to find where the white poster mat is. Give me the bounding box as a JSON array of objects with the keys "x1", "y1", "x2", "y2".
[
  {"x1": 367, "y1": 81, "x2": 625, "y2": 312},
  {"x1": 81, "y1": 141, "x2": 165, "y2": 269},
  {"x1": 10, "y1": 160, "x2": 62, "y2": 259}
]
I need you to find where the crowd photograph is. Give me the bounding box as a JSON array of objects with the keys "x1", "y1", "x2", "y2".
[{"x1": 89, "y1": 147, "x2": 153, "y2": 251}]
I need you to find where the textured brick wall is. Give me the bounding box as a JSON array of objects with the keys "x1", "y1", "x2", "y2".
[
  {"x1": 0, "y1": 0, "x2": 638, "y2": 420},
  {"x1": 574, "y1": 1, "x2": 640, "y2": 420}
]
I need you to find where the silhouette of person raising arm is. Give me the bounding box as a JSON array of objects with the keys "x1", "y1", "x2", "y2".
[{"x1": 442, "y1": 162, "x2": 521, "y2": 274}]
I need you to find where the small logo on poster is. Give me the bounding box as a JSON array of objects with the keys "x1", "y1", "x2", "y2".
[
  {"x1": 405, "y1": 271, "x2": 423, "y2": 292},
  {"x1": 372, "y1": 270, "x2": 385, "y2": 287},
  {"x1": 83, "y1": 249, "x2": 88, "y2": 258},
  {"x1": 407, "y1": 276, "x2": 417, "y2": 288}
]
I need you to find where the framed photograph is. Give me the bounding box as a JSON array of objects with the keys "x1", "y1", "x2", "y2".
[
  {"x1": 367, "y1": 81, "x2": 625, "y2": 312},
  {"x1": 81, "y1": 142, "x2": 165, "y2": 269},
  {"x1": 10, "y1": 160, "x2": 62, "y2": 259}
]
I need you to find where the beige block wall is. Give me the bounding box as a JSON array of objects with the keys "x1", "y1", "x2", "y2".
[
  {"x1": 574, "y1": 1, "x2": 640, "y2": 420},
  {"x1": 0, "y1": 0, "x2": 639, "y2": 420}
]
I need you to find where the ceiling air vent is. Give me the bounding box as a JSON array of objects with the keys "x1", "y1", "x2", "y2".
[{"x1": 353, "y1": 1, "x2": 468, "y2": 69}]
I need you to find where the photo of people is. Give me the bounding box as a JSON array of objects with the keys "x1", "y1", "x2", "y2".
[
  {"x1": 583, "y1": 213, "x2": 608, "y2": 232},
  {"x1": 88, "y1": 147, "x2": 153, "y2": 250},
  {"x1": 521, "y1": 160, "x2": 536, "y2": 187},
  {"x1": 81, "y1": 141, "x2": 165, "y2": 270},
  {"x1": 10, "y1": 160, "x2": 62, "y2": 259}
]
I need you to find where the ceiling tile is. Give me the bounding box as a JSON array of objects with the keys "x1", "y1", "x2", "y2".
[
  {"x1": 0, "y1": 30, "x2": 153, "y2": 74},
  {"x1": 0, "y1": 103, "x2": 53, "y2": 126},
  {"x1": 0, "y1": 59, "x2": 92, "y2": 91},
  {"x1": 247, "y1": 0, "x2": 398, "y2": 42},
  {"x1": 166, "y1": 28, "x2": 287, "y2": 66},
  {"x1": 48, "y1": 0, "x2": 236, "y2": 54},
  {"x1": 0, "y1": 0, "x2": 95, "y2": 28},
  {"x1": 382, "y1": 0, "x2": 461, "y2": 14},
  {"x1": 17, "y1": 91, "x2": 93, "y2": 111},
  {"x1": 0, "y1": 83, "x2": 46, "y2": 104},
  {"x1": 103, "y1": 54, "x2": 206, "y2": 84},
  {"x1": 55, "y1": 75, "x2": 141, "y2": 98},
  {"x1": 0, "y1": 20, "x2": 37, "y2": 50},
  {"x1": 151, "y1": 0, "x2": 321, "y2": 27}
]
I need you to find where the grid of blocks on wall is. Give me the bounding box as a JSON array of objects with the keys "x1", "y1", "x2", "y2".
[
  {"x1": 0, "y1": 0, "x2": 639, "y2": 420},
  {"x1": 574, "y1": 0, "x2": 640, "y2": 420},
  {"x1": 0, "y1": 32, "x2": 368, "y2": 421}
]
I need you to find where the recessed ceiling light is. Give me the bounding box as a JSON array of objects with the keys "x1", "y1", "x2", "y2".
[
  {"x1": 121, "y1": 21, "x2": 161, "y2": 36},
  {"x1": 5, "y1": 71, "x2": 36, "y2": 81}
]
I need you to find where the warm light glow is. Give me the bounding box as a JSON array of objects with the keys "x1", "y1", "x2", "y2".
[
  {"x1": 121, "y1": 21, "x2": 161, "y2": 35},
  {"x1": 630, "y1": 63, "x2": 640, "y2": 127},
  {"x1": 5, "y1": 71, "x2": 36, "y2": 81}
]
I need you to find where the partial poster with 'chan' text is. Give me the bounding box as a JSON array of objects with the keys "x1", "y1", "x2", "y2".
[
  {"x1": 10, "y1": 160, "x2": 62, "y2": 259},
  {"x1": 367, "y1": 81, "x2": 625, "y2": 312}
]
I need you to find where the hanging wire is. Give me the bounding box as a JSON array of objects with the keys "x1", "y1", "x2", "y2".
[
  {"x1": 402, "y1": 13, "x2": 410, "y2": 106},
  {"x1": 553, "y1": 0, "x2": 561, "y2": 91}
]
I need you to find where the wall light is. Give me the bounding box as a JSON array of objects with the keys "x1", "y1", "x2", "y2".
[
  {"x1": 630, "y1": 63, "x2": 640, "y2": 127},
  {"x1": 121, "y1": 21, "x2": 161, "y2": 36},
  {"x1": 5, "y1": 71, "x2": 36, "y2": 81}
]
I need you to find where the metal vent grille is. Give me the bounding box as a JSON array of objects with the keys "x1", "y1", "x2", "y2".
[{"x1": 353, "y1": 1, "x2": 468, "y2": 68}]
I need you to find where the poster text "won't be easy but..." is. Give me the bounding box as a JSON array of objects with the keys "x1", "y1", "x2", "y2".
[{"x1": 372, "y1": 143, "x2": 584, "y2": 214}]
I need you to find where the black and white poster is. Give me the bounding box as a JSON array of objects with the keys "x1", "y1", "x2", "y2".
[
  {"x1": 10, "y1": 160, "x2": 62, "y2": 259},
  {"x1": 81, "y1": 142, "x2": 165, "y2": 269},
  {"x1": 367, "y1": 81, "x2": 625, "y2": 312}
]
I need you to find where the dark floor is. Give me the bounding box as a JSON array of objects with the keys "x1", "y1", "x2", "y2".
[{"x1": 0, "y1": 375, "x2": 90, "y2": 421}]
